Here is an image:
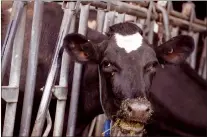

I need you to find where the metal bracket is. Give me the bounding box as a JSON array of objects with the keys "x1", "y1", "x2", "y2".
[
  {"x1": 41, "y1": 86, "x2": 68, "y2": 100},
  {"x1": 53, "y1": 86, "x2": 68, "y2": 101},
  {"x1": 1, "y1": 86, "x2": 19, "y2": 103}
]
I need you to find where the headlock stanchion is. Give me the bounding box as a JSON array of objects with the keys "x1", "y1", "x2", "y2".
[
  {"x1": 2, "y1": 2, "x2": 26, "y2": 136},
  {"x1": 31, "y1": 1, "x2": 75, "y2": 136},
  {"x1": 66, "y1": 4, "x2": 90, "y2": 136},
  {"x1": 53, "y1": 2, "x2": 76, "y2": 136},
  {"x1": 1, "y1": 1, "x2": 25, "y2": 81},
  {"x1": 19, "y1": 1, "x2": 44, "y2": 136}
]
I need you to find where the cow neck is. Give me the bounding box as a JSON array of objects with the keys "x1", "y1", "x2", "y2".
[{"x1": 98, "y1": 65, "x2": 107, "y2": 115}]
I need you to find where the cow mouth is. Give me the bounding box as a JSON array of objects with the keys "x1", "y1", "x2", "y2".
[
  {"x1": 110, "y1": 119, "x2": 146, "y2": 136},
  {"x1": 109, "y1": 98, "x2": 153, "y2": 136}
]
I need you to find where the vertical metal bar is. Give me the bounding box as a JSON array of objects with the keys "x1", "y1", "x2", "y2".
[
  {"x1": 203, "y1": 61, "x2": 206, "y2": 79},
  {"x1": 66, "y1": 4, "x2": 90, "y2": 136},
  {"x1": 2, "y1": 4, "x2": 26, "y2": 136},
  {"x1": 171, "y1": 27, "x2": 179, "y2": 38},
  {"x1": 103, "y1": 11, "x2": 115, "y2": 34},
  {"x1": 31, "y1": 1, "x2": 74, "y2": 136},
  {"x1": 147, "y1": 21, "x2": 155, "y2": 44},
  {"x1": 199, "y1": 37, "x2": 206, "y2": 78},
  {"x1": 42, "y1": 111, "x2": 52, "y2": 137},
  {"x1": 88, "y1": 117, "x2": 97, "y2": 136},
  {"x1": 156, "y1": 4, "x2": 170, "y2": 41},
  {"x1": 189, "y1": 32, "x2": 199, "y2": 69},
  {"x1": 95, "y1": 114, "x2": 107, "y2": 136},
  {"x1": 19, "y1": 1, "x2": 43, "y2": 136},
  {"x1": 53, "y1": 2, "x2": 76, "y2": 136},
  {"x1": 96, "y1": 9, "x2": 105, "y2": 32},
  {"x1": 2, "y1": 2, "x2": 18, "y2": 55},
  {"x1": 1, "y1": 1, "x2": 25, "y2": 81},
  {"x1": 115, "y1": 13, "x2": 125, "y2": 24}
]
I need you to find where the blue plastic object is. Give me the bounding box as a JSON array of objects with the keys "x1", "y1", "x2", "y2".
[{"x1": 103, "y1": 119, "x2": 111, "y2": 137}]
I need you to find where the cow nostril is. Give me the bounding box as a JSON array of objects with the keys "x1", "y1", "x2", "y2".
[
  {"x1": 127, "y1": 105, "x2": 133, "y2": 112},
  {"x1": 146, "y1": 108, "x2": 150, "y2": 112}
]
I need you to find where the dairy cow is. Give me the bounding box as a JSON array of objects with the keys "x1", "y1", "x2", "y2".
[
  {"x1": 62, "y1": 22, "x2": 207, "y2": 136},
  {"x1": 1, "y1": 1, "x2": 207, "y2": 137}
]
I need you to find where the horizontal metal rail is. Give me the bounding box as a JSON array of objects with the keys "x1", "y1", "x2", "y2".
[{"x1": 80, "y1": 1, "x2": 206, "y2": 32}]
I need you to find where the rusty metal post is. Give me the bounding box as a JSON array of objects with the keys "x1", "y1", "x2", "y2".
[
  {"x1": 52, "y1": 2, "x2": 76, "y2": 136},
  {"x1": 2, "y1": 3, "x2": 26, "y2": 136},
  {"x1": 66, "y1": 4, "x2": 90, "y2": 136},
  {"x1": 19, "y1": 1, "x2": 44, "y2": 136},
  {"x1": 1, "y1": 1, "x2": 25, "y2": 81}
]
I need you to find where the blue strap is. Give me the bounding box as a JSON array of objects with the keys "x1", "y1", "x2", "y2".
[{"x1": 103, "y1": 119, "x2": 111, "y2": 137}]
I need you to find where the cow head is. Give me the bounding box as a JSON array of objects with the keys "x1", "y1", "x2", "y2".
[{"x1": 63, "y1": 22, "x2": 194, "y2": 135}]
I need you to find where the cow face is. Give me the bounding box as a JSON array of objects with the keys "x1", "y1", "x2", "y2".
[{"x1": 63, "y1": 22, "x2": 194, "y2": 133}]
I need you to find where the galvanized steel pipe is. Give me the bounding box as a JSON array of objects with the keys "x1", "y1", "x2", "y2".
[
  {"x1": 96, "y1": 9, "x2": 105, "y2": 32},
  {"x1": 66, "y1": 4, "x2": 90, "y2": 136},
  {"x1": 1, "y1": 1, "x2": 25, "y2": 81},
  {"x1": 2, "y1": 3, "x2": 26, "y2": 136},
  {"x1": 19, "y1": 1, "x2": 44, "y2": 136},
  {"x1": 53, "y1": 2, "x2": 76, "y2": 136},
  {"x1": 31, "y1": 0, "x2": 74, "y2": 135}
]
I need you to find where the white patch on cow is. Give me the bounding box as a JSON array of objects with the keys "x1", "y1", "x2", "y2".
[
  {"x1": 7, "y1": 8, "x2": 12, "y2": 13},
  {"x1": 115, "y1": 33, "x2": 143, "y2": 53}
]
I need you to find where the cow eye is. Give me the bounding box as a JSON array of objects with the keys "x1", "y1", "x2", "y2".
[{"x1": 102, "y1": 61, "x2": 112, "y2": 68}]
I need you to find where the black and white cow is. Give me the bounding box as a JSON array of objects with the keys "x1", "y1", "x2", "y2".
[
  {"x1": 2, "y1": 2, "x2": 207, "y2": 136},
  {"x1": 63, "y1": 22, "x2": 207, "y2": 136}
]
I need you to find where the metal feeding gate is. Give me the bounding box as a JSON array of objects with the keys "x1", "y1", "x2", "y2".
[{"x1": 1, "y1": 0, "x2": 206, "y2": 137}]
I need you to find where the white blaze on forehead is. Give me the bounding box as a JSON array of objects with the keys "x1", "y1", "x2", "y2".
[{"x1": 115, "y1": 32, "x2": 143, "y2": 53}]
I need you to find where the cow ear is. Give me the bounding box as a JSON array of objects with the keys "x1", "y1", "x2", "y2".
[
  {"x1": 63, "y1": 33, "x2": 100, "y2": 63},
  {"x1": 155, "y1": 35, "x2": 194, "y2": 64}
]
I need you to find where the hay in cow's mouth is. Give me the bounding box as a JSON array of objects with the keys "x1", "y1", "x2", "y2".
[{"x1": 104, "y1": 118, "x2": 146, "y2": 136}]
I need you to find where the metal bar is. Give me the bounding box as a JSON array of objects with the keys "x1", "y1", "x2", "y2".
[
  {"x1": 2, "y1": 2, "x2": 18, "y2": 56},
  {"x1": 31, "y1": 1, "x2": 74, "y2": 136},
  {"x1": 81, "y1": 1, "x2": 206, "y2": 32},
  {"x1": 53, "y1": 2, "x2": 76, "y2": 136},
  {"x1": 19, "y1": 1, "x2": 44, "y2": 136},
  {"x1": 88, "y1": 117, "x2": 97, "y2": 136},
  {"x1": 171, "y1": 27, "x2": 179, "y2": 38},
  {"x1": 156, "y1": 4, "x2": 170, "y2": 41},
  {"x1": 96, "y1": 9, "x2": 105, "y2": 32},
  {"x1": 148, "y1": 21, "x2": 155, "y2": 44},
  {"x1": 42, "y1": 111, "x2": 52, "y2": 137},
  {"x1": 66, "y1": 4, "x2": 90, "y2": 136},
  {"x1": 1, "y1": 1, "x2": 25, "y2": 81},
  {"x1": 128, "y1": 0, "x2": 206, "y2": 26},
  {"x1": 2, "y1": 4, "x2": 26, "y2": 136},
  {"x1": 103, "y1": 11, "x2": 115, "y2": 34},
  {"x1": 188, "y1": 32, "x2": 199, "y2": 69},
  {"x1": 199, "y1": 38, "x2": 206, "y2": 78},
  {"x1": 168, "y1": 15, "x2": 206, "y2": 32},
  {"x1": 95, "y1": 114, "x2": 107, "y2": 136},
  {"x1": 115, "y1": 13, "x2": 125, "y2": 24},
  {"x1": 81, "y1": 1, "x2": 156, "y2": 20}
]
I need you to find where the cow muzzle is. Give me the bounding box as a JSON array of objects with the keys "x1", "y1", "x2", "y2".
[
  {"x1": 111, "y1": 98, "x2": 153, "y2": 136},
  {"x1": 119, "y1": 98, "x2": 153, "y2": 123}
]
